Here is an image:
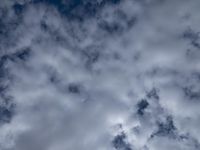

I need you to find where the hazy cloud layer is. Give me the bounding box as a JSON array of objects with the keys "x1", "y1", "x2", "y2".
[{"x1": 0, "y1": 0, "x2": 200, "y2": 150}]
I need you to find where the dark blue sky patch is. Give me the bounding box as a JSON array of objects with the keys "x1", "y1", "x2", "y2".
[
  {"x1": 183, "y1": 28, "x2": 200, "y2": 49},
  {"x1": 0, "y1": 16, "x2": 10, "y2": 41},
  {"x1": 0, "y1": 97, "x2": 15, "y2": 124},
  {"x1": 68, "y1": 83, "x2": 80, "y2": 94},
  {"x1": 182, "y1": 72, "x2": 200, "y2": 101},
  {"x1": 81, "y1": 48, "x2": 100, "y2": 70},
  {"x1": 0, "y1": 80, "x2": 8, "y2": 96},
  {"x1": 0, "y1": 55, "x2": 15, "y2": 125},
  {"x1": 0, "y1": 49, "x2": 31, "y2": 64},
  {"x1": 0, "y1": 8, "x2": 22, "y2": 49},
  {"x1": 49, "y1": 73, "x2": 59, "y2": 84},
  {"x1": 48, "y1": 69, "x2": 63, "y2": 88},
  {"x1": 98, "y1": 11, "x2": 137, "y2": 35},
  {"x1": 192, "y1": 72, "x2": 200, "y2": 81},
  {"x1": 0, "y1": 54, "x2": 17, "y2": 67},
  {"x1": 0, "y1": 58, "x2": 10, "y2": 108},
  {"x1": 146, "y1": 88, "x2": 159, "y2": 100},
  {"x1": 31, "y1": 0, "x2": 89, "y2": 21},
  {"x1": 48, "y1": 69, "x2": 81, "y2": 94},
  {"x1": 0, "y1": 55, "x2": 10, "y2": 79},
  {"x1": 15, "y1": 48, "x2": 31, "y2": 61},
  {"x1": 127, "y1": 17, "x2": 137, "y2": 29},
  {"x1": 137, "y1": 99, "x2": 149, "y2": 116},
  {"x1": 98, "y1": 20, "x2": 124, "y2": 34},
  {"x1": 153, "y1": 116, "x2": 176, "y2": 138},
  {"x1": 0, "y1": 56, "x2": 15, "y2": 125},
  {"x1": 112, "y1": 132, "x2": 132, "y2": 150},
  {"x1": 0, "y1": 84, "x2": 6, "y2": 94},
  {"x1": 183, "y1": 86, "x2": 200, "y2": 101},
  {"x1": 0, "y1": 106, "x2": 12, "y2": 123},
  {"x1": 0, "y1": 50, "x2": 30, "y2": 107},
  {"x1": 40, "y1": 20, "x2": 49, "y2": 31},
  {"x1": 0, "y1": 18, "x2": 6, "y2": 36},
  {"x1": 13, "y1": 3, "x2": 26, "y2": 15},
  {"x1": 179, "y1": 134, "x2": 200, "y2": 149},
  {"x1": 40, "y1": 20, "x2": 66, "y2": 43},
  {"x1": 32, "y1": 0, "x2": 121, "y2": 20},
  {"x1": 0, "y1": 55, "x2": 7, "y2": 68}
]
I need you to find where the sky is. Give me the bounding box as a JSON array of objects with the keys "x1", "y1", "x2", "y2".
[{"x1": 0, "y1": 0, "x2": 200, "y2": 150}]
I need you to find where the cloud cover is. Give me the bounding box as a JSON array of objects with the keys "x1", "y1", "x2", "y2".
[{"x1": 0, "y1": 0, "x2": 200, "y2": 150}]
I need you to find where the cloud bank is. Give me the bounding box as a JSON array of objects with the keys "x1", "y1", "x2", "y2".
[{"x1": 0, "y1": 0, "x2": 200, "y2": 150}]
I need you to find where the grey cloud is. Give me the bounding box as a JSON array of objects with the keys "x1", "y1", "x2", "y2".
[{"x1": 0, "y1": 0, "x2": 200, "y2": 150}]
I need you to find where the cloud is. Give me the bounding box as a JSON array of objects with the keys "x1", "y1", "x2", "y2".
[{"x1": 0, "y1": 0, "x2": 200, "y2": 150}]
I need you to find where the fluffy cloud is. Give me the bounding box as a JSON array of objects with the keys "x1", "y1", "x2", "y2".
[{"x1": 0, "y1": 0, "x2": 200, "y2": 150}]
